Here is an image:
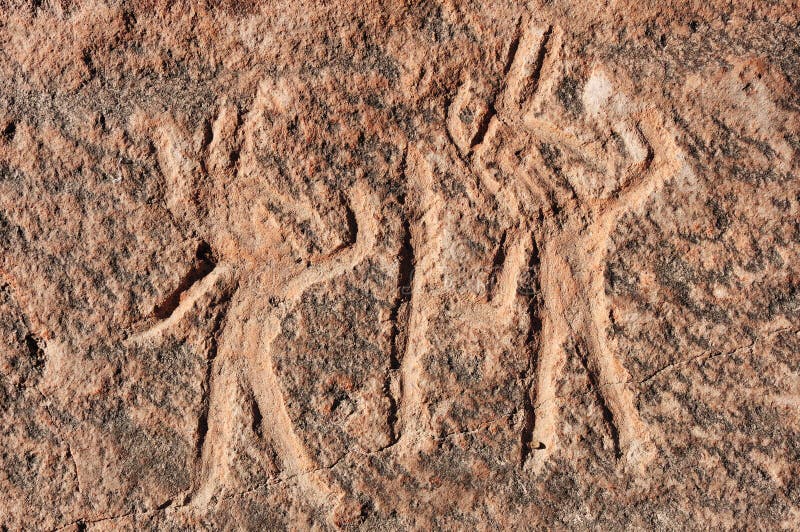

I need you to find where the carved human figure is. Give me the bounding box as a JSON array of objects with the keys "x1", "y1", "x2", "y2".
[
  {"x1": 445, "y1": 20, "x2": 686, "y2": 468},
  {"x1": 128, "y1": 80, "x2": 378, "y2": 516}
]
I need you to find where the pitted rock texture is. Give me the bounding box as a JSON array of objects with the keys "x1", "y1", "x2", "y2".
[{"x1": 1, "y1": 1, "x2": 799, "y2": 530}]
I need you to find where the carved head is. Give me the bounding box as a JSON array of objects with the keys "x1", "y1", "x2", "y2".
[{"x1": 139, "y1": 78, "x2": 359, "y2": 269}]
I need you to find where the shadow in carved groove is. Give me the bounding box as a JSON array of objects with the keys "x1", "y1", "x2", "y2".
[
  {"x1": 127, "y1": 84, "x2": 379, "y2": 517},
  {"x1": 440, "y1": 18, "x2": 684, "y2": 470}
]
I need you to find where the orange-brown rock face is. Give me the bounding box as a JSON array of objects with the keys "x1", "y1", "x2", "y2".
[{"x1": 1, "y1": 1, "x2": 799, "y2": 529}]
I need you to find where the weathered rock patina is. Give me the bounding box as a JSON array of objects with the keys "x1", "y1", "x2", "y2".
[{"x1": 1, "y1": 1, "x2": 799, "y2": 529}]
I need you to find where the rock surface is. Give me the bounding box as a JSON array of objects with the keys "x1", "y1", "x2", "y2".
[{"x1": 1, "y1": 1, "x2": 799, "y2": 529}]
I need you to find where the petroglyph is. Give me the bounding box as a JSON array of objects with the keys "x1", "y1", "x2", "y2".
[
  {"x1": 128, "y1": 84, "x2": 380, "y2": 520},
  {"x1": 4, "y1": 3, "x2": 798, "y2": 528},
  {"x1": 452, "y1": 19, "x2": 685, "y2": 469},
  {"x1": 394, "y1": 146, "x2": 446, "y2": 445}
]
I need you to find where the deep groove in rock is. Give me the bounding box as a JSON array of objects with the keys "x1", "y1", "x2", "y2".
[
  {"x1": 520, "y1": 235, "x2": 542, "y2": 464},
  {"x1": 195, "y1": 280, "x2": 236, "y2": 461},
  {"x1": 487, "y1": 229, "x2": 508, "y2": 299},
  {"x1": 469, "y1": 104, "x2": 496, "y2": 150},
  {"x1": 389, "y1": 218, "x2": 414, "y2": 369},
  {"x1": 330, "y1": 196, "x2": 360, "y2": 255},
  {"x1": 201, "y1": 118, "x2": 214, "y2": 152},
  {"x1": 195, "y1": 376, "x2": 212, "y2": 462},
  {"x1": 575, "y1": 342, "x2": 622, "y2": 459},
  {"x1": 24, "y1": 332, "x2": 46, "y2": 373},
  {"x1": 2, "y1": 121, "x2": 16, "y2": 142},
  {"x1": 81, "y1": 50, "x2": 97, "y2": 83},
  {"x1": 228, "y1": 107, "x2": 243, "y2": 170},
  {"x1": 250, "y1": 391, "x2": 264, "y2": 439},
  {"x1": 153, "y1": 240, "x2": 216, "y2": 320},
  {"x1": 523, "y1": 25, "x2": 553, "y2": 103},
  {"x1": 384, "y1": 214, "x2": 415, "y2": 444},
  {"x1": 344, "y1": 198, "x2": 359, "y2": 248},
  {"x1": 156, "y1": 498, "x2": 173, "y2": 511},
  {"x1": 503, "y1": 19, "x2": 523, "y2": 76},
  {"x1": 524, "y1": 236, "x2": 542, "y2": 347}
]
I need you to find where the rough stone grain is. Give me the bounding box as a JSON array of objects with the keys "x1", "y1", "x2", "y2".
[{"x1": 1, "y1": 1, "x2": 799, "y2": 529}]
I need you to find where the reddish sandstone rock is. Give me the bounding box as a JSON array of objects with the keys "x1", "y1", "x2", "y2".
[{"x1": 0, "y1": 1, "x2": 798, "y2": 529}]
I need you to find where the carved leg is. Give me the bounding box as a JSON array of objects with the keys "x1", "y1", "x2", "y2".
[
  {"x1": 526, "y1": 242, "x2": 572, "y2": 466},
  {"x1": 579, "y1": 246, "x2": 655, "y2": 469},
  {"x1": 396, "y1": 148, "x2": 444, "y2": 447},
  {"x1": 192, "y1": 350, "x2": 247, "y2": 506},
  {"x1": 247, "y1": 311, "x2": 332, "y2": 502}
]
